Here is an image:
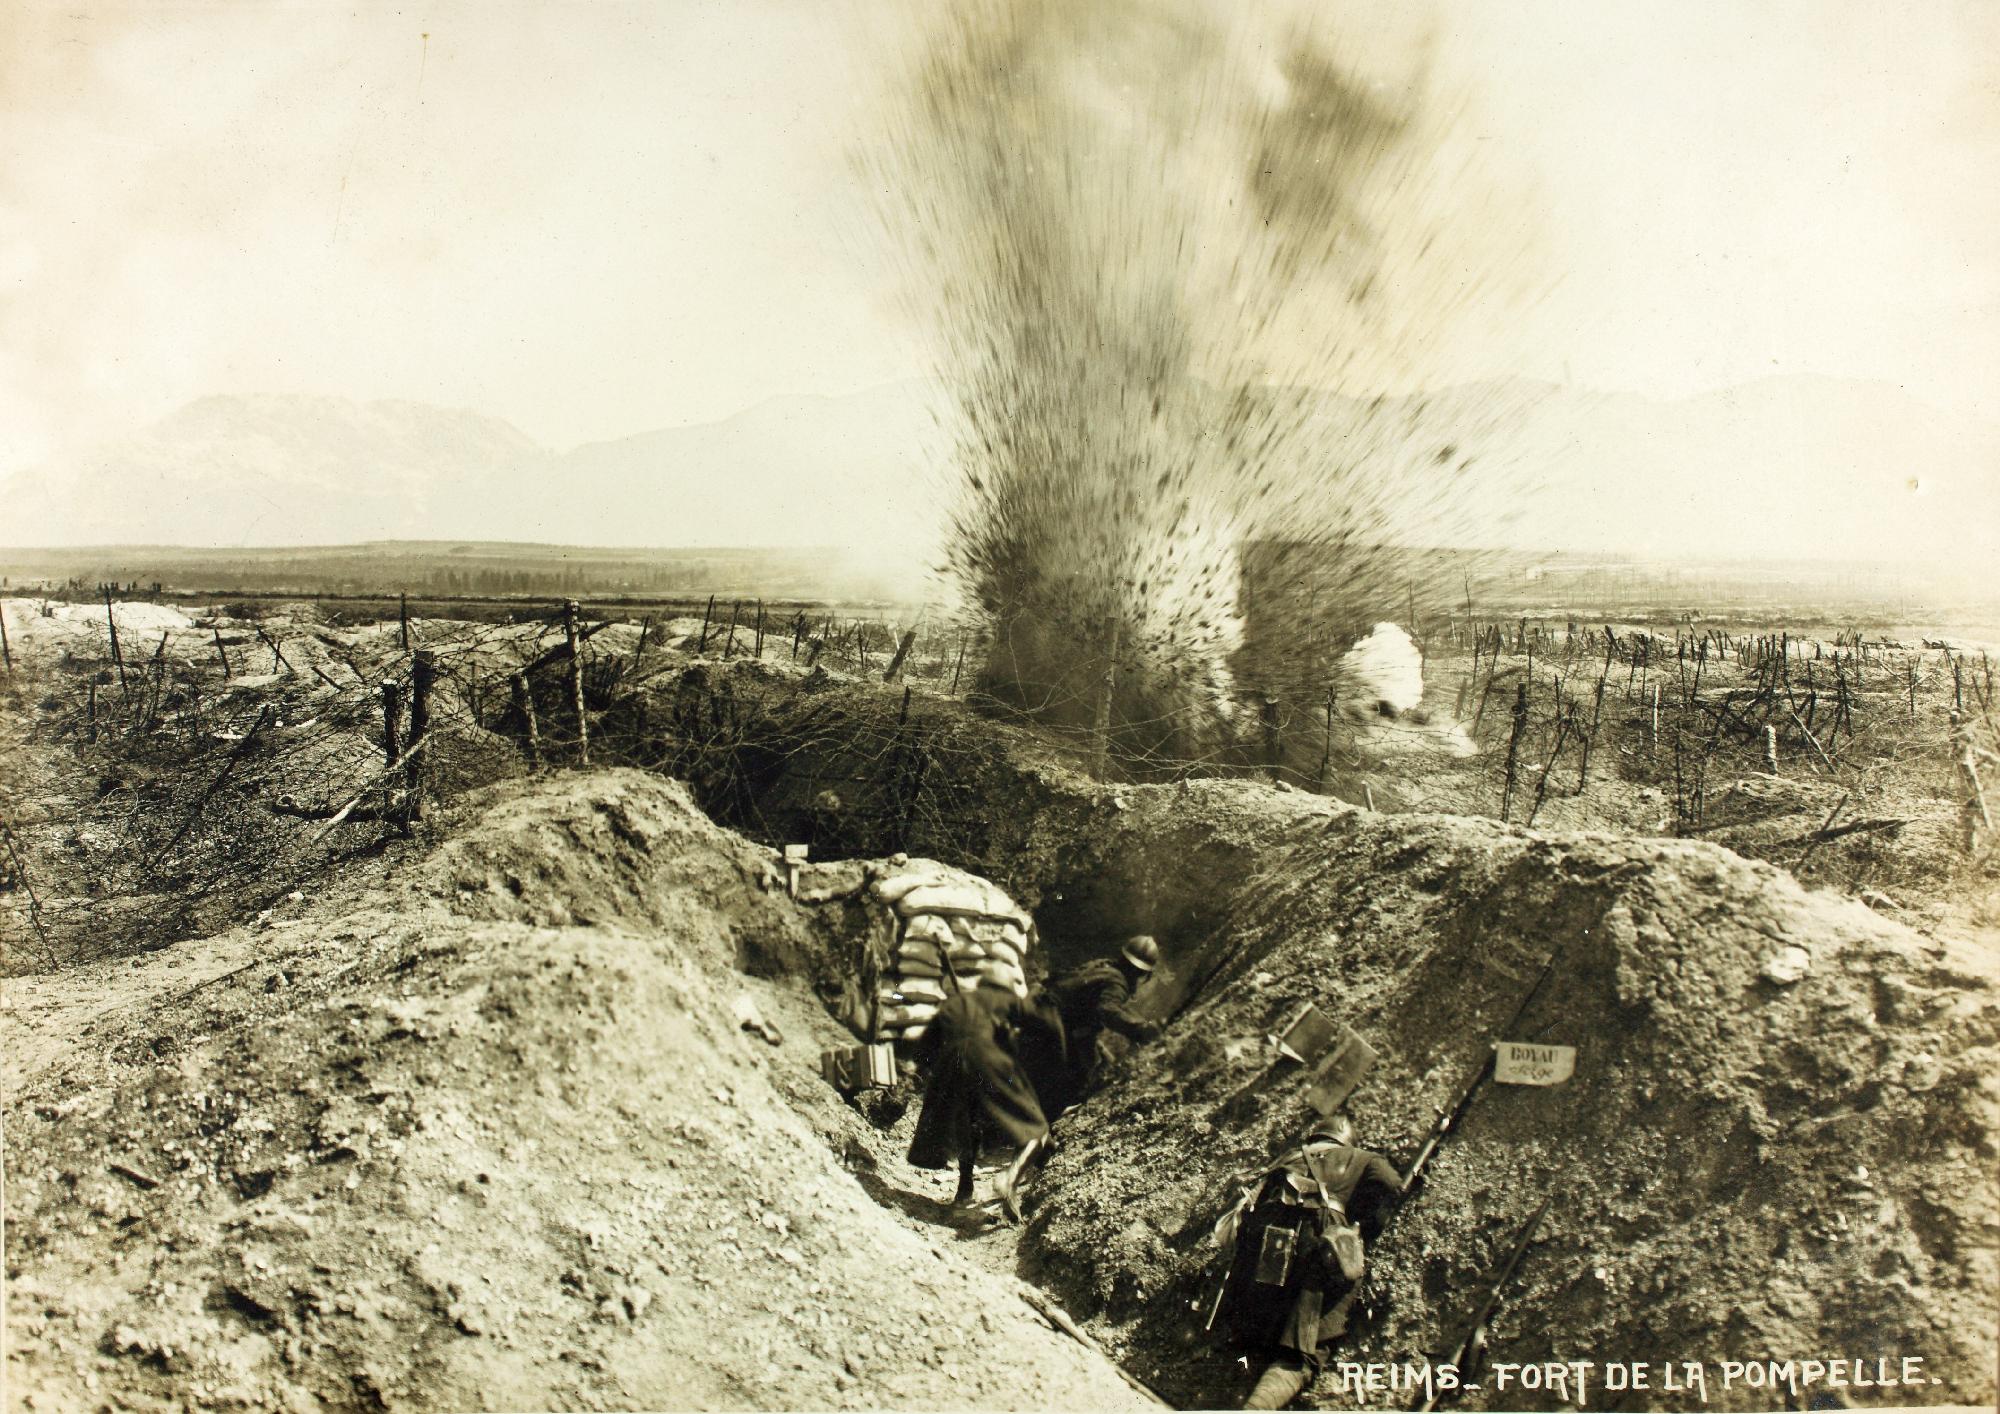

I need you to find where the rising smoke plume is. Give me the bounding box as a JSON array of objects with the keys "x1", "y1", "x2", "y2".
[{"x1": 870, "y1": 0, "x2": 1542, "y2": 769}]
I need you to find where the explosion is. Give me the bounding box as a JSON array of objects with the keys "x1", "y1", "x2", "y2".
[{"x1": 870, "y1": 0, "x2": 1541, "y2": 769}]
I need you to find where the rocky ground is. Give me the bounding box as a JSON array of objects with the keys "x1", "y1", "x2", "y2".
[
  {"x1": 3, "y1": 772, "x2": 1152, "y2": 1412},
  {"x1": 4, "y1": 594, "x2": 1996, "y2": 1412}
]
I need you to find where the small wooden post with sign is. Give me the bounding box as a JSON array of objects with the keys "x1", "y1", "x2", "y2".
[{"x1": 1492, "y1": 1041, "x2": 1576, "y2": 1086}]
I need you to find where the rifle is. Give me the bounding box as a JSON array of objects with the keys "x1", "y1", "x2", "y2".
[
  {"x1": 1197, "y1": 1176, "x2": 1260, "y2": 1331},
  {"x1": 1403, "y1": 946, "x2": 1562, "y2": 1193},
  {"x1": 1413, "y1": 1190, "x2": 1557, "y2": 1412}
]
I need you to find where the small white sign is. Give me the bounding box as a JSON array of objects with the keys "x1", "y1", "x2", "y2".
[
  {"x1": 1494, "y1": 1042, "x2": 1575, "y2": 1086},
  {"x1": 783, "y1": 844, "x2": 810, "y2": 862}
]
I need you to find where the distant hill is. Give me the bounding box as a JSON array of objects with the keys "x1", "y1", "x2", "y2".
[
  {"x1": 4, "y1": 375, "x2": 1993, "y2": 578},
  {"x1": 1, "y1": 387, "x2": 952, "y2": 570}
]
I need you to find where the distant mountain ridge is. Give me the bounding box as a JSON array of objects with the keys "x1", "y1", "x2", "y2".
[{"x1": 4, "y1": 375, "x2": 1993, "y2": 571}]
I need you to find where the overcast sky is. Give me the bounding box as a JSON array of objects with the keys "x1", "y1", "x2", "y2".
[{"x1": 2, "y1": 0, "x2": 1996, "y2": 476}]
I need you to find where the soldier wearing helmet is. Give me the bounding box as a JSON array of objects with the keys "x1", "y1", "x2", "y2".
[
  {"x1": 1213, "y1": 1113, "x2": 1408, "y2": 1409},
  {"x1": 1040, "y1": 934, "x2": 1164, "y2": 1113}
]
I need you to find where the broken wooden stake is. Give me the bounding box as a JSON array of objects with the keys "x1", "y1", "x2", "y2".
[
  {"x1": 104, "y1": 585, "x2": 128, "y2": 702},
  {"x1": 404, "y1": 649, "x2": 437, "y2": 823},
  {"x1": 381, "y1": 679, "x2": 404, "y2": 769},
  {"x1": 564, "y1": 600, "x2": 589, "y2": 766},
  {"x1": 883, "y1": 627, "x2": 917, "y2": 683},
  {"x1": 511, "y1": 671, "x2": 541, "y2": 771}
]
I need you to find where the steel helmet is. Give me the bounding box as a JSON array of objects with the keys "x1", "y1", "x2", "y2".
[
  {"x1": 1120, "y1": 934, "x2": 1160, "y2": 973},
  {"x1": 1308, "y1": 1114, "x2": 1355, "y2": 1146}
]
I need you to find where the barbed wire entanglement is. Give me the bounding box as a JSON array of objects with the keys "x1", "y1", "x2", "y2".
[{"x1": 3, "y1": 586, "x2": 1991, "y2": 975}]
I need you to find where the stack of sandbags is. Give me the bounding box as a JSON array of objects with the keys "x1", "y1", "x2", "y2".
[{"x1": 868, "y1": 862, "x2": 1034, "y2": 1044}]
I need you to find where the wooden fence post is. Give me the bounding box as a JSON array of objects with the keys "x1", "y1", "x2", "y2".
[
  {"x1": 400, "y1": 592, "x2": 411, "y2": 650},
  {"x1": 404, "y1": 649, "x2": 436, "y2": 823},
  {"x1": 1577, "y1": 675, "x2": 1607, "y2": 790},
  {"x1": 1500, "y1": 682, "x2": 1529, "y2": 821},
  {"x1": 753, "y1": 601, "x2": 765, "y2": 659},
  {"x1": 721, "y1": 601, "x2": 741, "y2": 658},
  {"x1": 697, "y1": 595, "x2": 716, "y2": 655},
  {"x1": 1525, "y1": 704, "x2": 1574, "y2": 828},
  {"x1": 950, "y1": 634, "x2": 966, "y2": 696},
  {"x1": 381, "y1": 678, "x2": 404, "y2": 769},
  {"x1": 1959, "y1": 721, "x2": 1992, "y2": 853},
  {"x1": 1094, "y1": 619, "x2": 1120, "y2": 777},
  {"x1": 1471, "y1": 654, "x2": 1500, "y2": 735},
  {"x1": 142, "y1": 631, "x2": 168, "y2": 732},
  {"x1": 632, "y1": 615, "x2": 652, "y2": 676},
  {"x1": 212, "y1": 627, "x2": 231, "y2": 678},
  {"x1": 564, "y1": 600, "x2": 589, "y2": 766},
  {"x1": 883, "y1": 628, "x2": 917, "y2": 683},
  {"x1": 1318, "y1": 686, "x2": 1335, "y2": 791},
  {"x1": 0, "y1": 603, "x2": 11, "y2": 671},
  {"x1": 511, "y1": 671, "x2": 541, "y2": 771},
  {"x1": 104, "y1": 585, "x2": 128, "y2": 702},
  {"x1": 1763, "y1": 724, "x2": 1778, "y2": 773}
]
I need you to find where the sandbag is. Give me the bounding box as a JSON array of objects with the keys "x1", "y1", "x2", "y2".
[
  {"x1": 902, "y1": 913, "x2": 956, "y2": 947},
  {"x1": 870, "y1": 864, "x2": 955, "y2": 906},
  {"x1": 961, "y1": 916, "x2": 1028, "y2": 952},
  {"x1": 895, "y1": 954, "x2": 944, "y2": 981},
  {"x1": 897, "y1": 882, "x2": 992, "y2": 919},
  {"x1": 892, "y1": 978, "x2": 948, "y2": 1005},
  {"x1": 897, "y1": 931, "x2": 947, "y2": 959},
  {"x1": 897, "y1": 881, "x2": 1027, "y2": 926},
  {"x1": 986, "y1": 936, "x2": 1023, "y2": 970}
]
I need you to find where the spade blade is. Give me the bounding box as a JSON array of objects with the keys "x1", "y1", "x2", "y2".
[{"x1": 1306, "y1": 1028, "x2": 1378, "y2": 1115}]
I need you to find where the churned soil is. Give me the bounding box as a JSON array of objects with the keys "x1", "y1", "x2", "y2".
[
  {"x1": 7, "y1": 596, "x2": 1997, "y2": 1413},
  {"x1": 1015, "y1": 781, "x2": 2000, "y2": 1411},
  {"x1": 2, "y1": 772, "x2": 1149, "y2": 1412}
]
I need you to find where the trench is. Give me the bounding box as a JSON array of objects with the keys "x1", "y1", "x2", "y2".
[{"x1": 599, "y1": 660, "x2": 2000, "y2": 1411}]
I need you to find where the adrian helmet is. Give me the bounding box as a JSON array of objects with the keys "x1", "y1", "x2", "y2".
[
  {"x1": 1120, "y1": 934, "x2": 1161, "y2": 973},
  {"x1": 1308, "y1": 1114, "x2": 1356, "y2": 1146}
]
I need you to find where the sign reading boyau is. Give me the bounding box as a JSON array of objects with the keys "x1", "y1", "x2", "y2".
[{"x1": 1493, "y1": 1041, "x2": 1575, "y2": 1086}]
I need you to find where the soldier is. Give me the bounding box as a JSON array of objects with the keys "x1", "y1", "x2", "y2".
[
  {"x1": 906, "y1": 976, "x2": 1051, "y2": 1222},
  {"x1": 1212, "y1": 1115, "x2": 1408, "y2": 1410},
  {"x1": 1044, "y1": 934, "x2": 1163, "y2": 1111}
]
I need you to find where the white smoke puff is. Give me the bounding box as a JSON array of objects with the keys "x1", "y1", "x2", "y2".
[{"x1": 1337, "y1": 622, "x2": 1424, "y2": 718}]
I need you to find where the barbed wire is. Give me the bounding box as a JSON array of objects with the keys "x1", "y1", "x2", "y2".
[{"x1": 3, "y1": 594, "x2": 1989, "y2": 973}]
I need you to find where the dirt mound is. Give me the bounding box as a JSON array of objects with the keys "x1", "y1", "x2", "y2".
[
  {"x1": 3, "y1": 772, "x2": 1148, "y2": 1412},
  {"x1": 1018, "y1": 782, "x2": 2000, "y2": 1409}
]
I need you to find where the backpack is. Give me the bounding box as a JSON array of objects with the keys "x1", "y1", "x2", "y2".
[{"x1": 1298, "y1": 1144, "x2": 1368, "y2": 1283}]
